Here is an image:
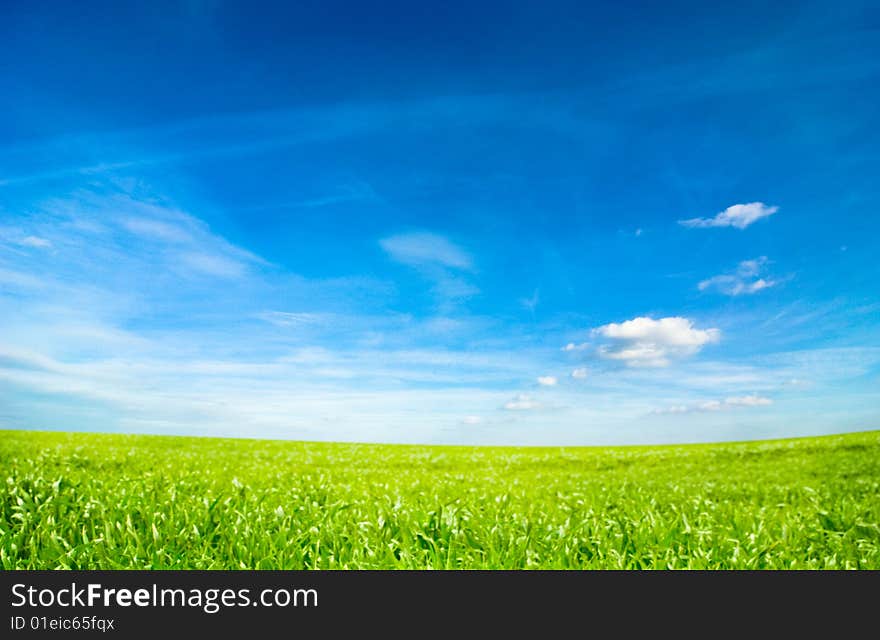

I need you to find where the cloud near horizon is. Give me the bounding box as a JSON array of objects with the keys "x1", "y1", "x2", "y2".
[
  {"x1": 652, "y1": 395, "x2": 773, "y2": 414},
  {"x1": 503, "y1": 394, "x2": 539, "y2": 411}
]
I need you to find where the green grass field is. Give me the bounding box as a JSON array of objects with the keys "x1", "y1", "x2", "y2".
[{"x1": 2, "y1": 429, "x2": 878, "y2": 569}]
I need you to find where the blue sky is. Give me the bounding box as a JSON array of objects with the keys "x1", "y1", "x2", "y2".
[{"x1": 1, "y1": 1, "x2": 878, "y2": 445}]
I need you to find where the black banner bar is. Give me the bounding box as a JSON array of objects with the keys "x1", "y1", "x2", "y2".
[{"x1": 1, "y1": 570, "x2": 876, "y2": 636}]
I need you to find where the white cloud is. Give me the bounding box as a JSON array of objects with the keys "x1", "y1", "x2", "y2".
[
  {"x1": 600, "y1": 343, "x2": 669, "y2": 366},
  {"x1": 595, "y1": 317, "x2": 719, "y2": 347},
  {"x1": 461, "y1": 415, "x2": 482, "y2": 425},
  {"x1": 652, "y1": 395, "x2": 772, "y2": 414},
  {"x1": 503, "y1": 393, "x2": 539, "y2": 411},
  {"x1": 593, "y1": 316, "x2": 720, "y2": 367},
  {"x1": 379, "y1": 232, "x2": 473, "y2": 270},
  {"x1": 562, "y1": 342, "x2": 589, "y2": 352},
  {"x1": 699, "y1": 257, "x2": 778, "y2": 296},
  {"x1": 571, "y1": 368, "x2": 588, "y2": 379},
  {"x1": 679, "y1": 202, "x2": 778, "y2": 229},
  {"x1": 537, "y1": 376, "x2": 557, "y2": 386}
]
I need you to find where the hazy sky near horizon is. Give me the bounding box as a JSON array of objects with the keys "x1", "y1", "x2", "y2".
[{"x1": 1, "y1": 1, "x2": 878, "y2": 445}]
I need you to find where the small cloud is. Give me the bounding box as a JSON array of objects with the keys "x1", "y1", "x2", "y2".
[
  {"x1": 561, "y1": 342, "x2": 589, "y2": 352},
  {"x1": 520, "y1": 289, "x2": 539, "y2": 313},
  {"x1": 593, "y1": 316, "x2": 720, "y2": 367},
  {"x1": 461, "y1": 415, "x2": 482, "y2": 425},
  {"x1": 571, "y1": 368, "x2": 588, "y2": 379},
  {"x1": 432, "y1": 274, "x2": 480, "y2": 300},
  {"x1": 380, "y1": 232, "x2": 473, "y2": 270},
  {"x1": 679, "y1": 202, "x2": 778, "y2": 229},
  {"x1": 737, "y1": 258, "x2": 763, "y2": 277},
  {"x1": 699, "y1": 257, "x2": 778, "y2": 296},
  {"x1": 19, "y1": 235, "x2": 52, "y2": 249},
  {"x1": 503, "y1": 394, "x2": 539, "y2": 411},
  {"x1": 537, "y1": 376, "x2": 557, "y2": 386}
]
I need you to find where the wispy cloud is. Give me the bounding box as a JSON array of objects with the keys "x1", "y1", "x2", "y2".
[
  {"x1": 593, "y1": 316, "x2": 720, "y2": 367},
  {"x1": 520, "y1": 289, "x2": 539, "y2": 313},
  {"x1": 571, "y1": 368, "x2": 588, "y2": 379},
  {"x1": 245, "y1": 181, "x2": 381, "y2": 211},
  {"x1": 380, "y1": 232, "x2": 473, "y2": 270},
  {"x1": 34, "y1": 189, "x2": 265, "y2": 284},
  {"x1": 0, "y1": 94, "x2": 622, "y2": 188},
  {"x1": 431, "y1": 274, "x2": 480, "y2": 301},
  {"x1": 0, "y1": 268, "x2": 45, "y2": 289},
  {"x1": 380, "y1": 231, "x2": 479, "y2": 307},
  {"x1": 724, "y1": 395, "x2": 773, "y2": 407},
  {"x1": 180, "y1": 252, "x2": 248, "y2": 279},
  {"x1": 699, "y1": 257, "x2": 778, "y2": 296},
  {"x1": 0, "y1": 227, "x2": 54, "y2": 250},
  {"x1": 255, "y1": 311, "x2": 331, "y2": 327},
  {"x1": 679, "y1": 202, "x2": 778, "y2": 229},
  {"x1": 19, "y1": 236, "x2": 53, "y2": 249},
  {"x1": 120, "y1": 217, "x2": 192, "y2": 243},
  {"x1": 537, "y1": 376, "x2": 557, "y2": 386}
]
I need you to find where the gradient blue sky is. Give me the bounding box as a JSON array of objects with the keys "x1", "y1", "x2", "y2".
[{"x1": 1, "y1": 1, "x2": 878, "y2": 444}]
